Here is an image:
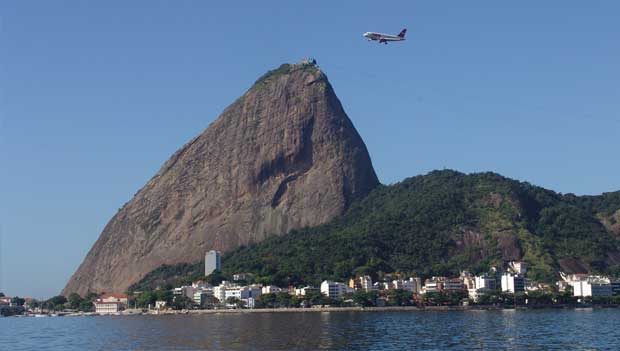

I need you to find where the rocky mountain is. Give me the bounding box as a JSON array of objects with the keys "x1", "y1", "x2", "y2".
[{"x1": 63, "y1": 63, "x2": 379, "y2": 296}]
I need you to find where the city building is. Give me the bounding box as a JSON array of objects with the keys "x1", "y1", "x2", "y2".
[
  {"x1": 193, "y1": 289, "x2": 215, "y2": 305},
  {"x1": 475, "y1": 275, "x2": 497, "y2": 291},
  {"x1": 443, "y1": 278, "x2": 466, "y2": 292},
  {"x1": 98, "y1": 293, "x2": 129, "y2": 305},
  {"x1": 570, "y1": 280, "x2": 613, "y2": 297},
  {"x1": 173, "y1": 286, "x2": 197, "y2": 299},
  {"x1": 611, "y1": 281, "x2": 620, "y2": 296},
  {"x1": 262, "y1": 285, "x2": 282, "y2": 294},
  {"x1": 224, "y1": 285, "x2": 262, "y2": 301},
  {"x1": 320, "y1": 281, "x2": 352, "y2": 299},
  {"x1": 501, "y1": 274, "x2": 525, "y2": 293},
  {"x1": 423, "y1": 277, "x2": 447, "y2": 294},
  {"x1": 213, "y1": 281, "x2": 232, "y2": 302},
  {"x1": 294, "y1": 286, "x2": 320, "y2": 296},
  {"x1": 349, "y1": 275, "x2": 374, "y2": 291},
  {"x1": 205, "y1": 250, "x2": 222, "y2": 276},
  {"x1": 508, "y1": 261, "x2": 528, "y2": 275},
  {"x1": 94, "y1": 293, "x2": 128, "y2": 314}
]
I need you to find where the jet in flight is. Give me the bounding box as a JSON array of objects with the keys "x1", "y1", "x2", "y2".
[{"x1": 363, "y1": 28, "x2": 407, "y2": 44}]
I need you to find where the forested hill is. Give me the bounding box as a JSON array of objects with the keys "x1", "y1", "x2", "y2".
[{"x1": 130, "y1": 170, "x2": 620, "y2": 291}]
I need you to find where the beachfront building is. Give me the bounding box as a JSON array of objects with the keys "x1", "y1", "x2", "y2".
[
  {"x1": 468, "y1": 275, "x2": 498, "y2": 301},
  {"x1": 475, "y1": 275, "x2": 497, "y2": 291},
  {"x1": 320, "y1": 281, "x2": 352, "y2": 299},
  {"x1": 224, "y1": 285, "x2": 262, "y2": 301},
  {"x1": 193, "y1": 289, "x2": 215, "y2": 305},
  {"x1": 205, "y1": 250, "x2": 222, "y2": 276},
  {"x1": 501, "y1": 274, "x2": 525, "y2": 293},
  {"x1": 570, "y1": 280, "x2": 613, "y2": 297},
  {"x1": 173, "y1": 286, "x2": 197, "y2": 299},
  {"x1": 94, "y1": 293, "x2": 128, "y2": 314}
]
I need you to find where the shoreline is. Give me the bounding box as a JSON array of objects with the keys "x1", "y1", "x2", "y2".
[{"x1": 14, "y1": 304, "x2": 620, "y2": 317}]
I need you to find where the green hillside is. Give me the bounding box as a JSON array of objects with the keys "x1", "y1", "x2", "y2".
[{"x1": 130, "y1": 170, "x2": 620, "y2": 291}]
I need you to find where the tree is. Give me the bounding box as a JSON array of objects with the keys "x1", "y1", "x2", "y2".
[
  {"x1": 135, "y1": 291, "x2": 157, "y2": 308},
  {"x1": 79, "y1": 300, "x2": 93, "y2": 312},
  {"x1": 11, "y1": 296, "x2": 26, "y2": 306},
  {"x1": 68, "y1": 293, "x2": 83, "y2": 310},
  {"x1": 206, "y1": 270, "x2": 226, "y2": 286},
  {"x1": 172, "y1": 295, "x2": 195, "y2": 310},
  {"x1": 154, "y1": 290, "x2": 174, "y2": 304},
  {"x1": 255, "y1": 293, "x2": 277, "y2": 308},
  {"x1": 46, "y1": 295, "x2": 68, "y2": 310},
  {"x1": 387, "y1": 289, "x2": 412, "y2": 306},
  {"x1": 353, "y1": 291, "x2": 378, "y2": 307},
  {"x1": 0, "y1": 292, "x2": 4, "y2": 297},
  {"x1": 200, "y1": 295, "x2": 220, "y2": 309}
]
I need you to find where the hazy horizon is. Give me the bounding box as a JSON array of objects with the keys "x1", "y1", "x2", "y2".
[{"x1": 1, "y1": 1, "x2": 619, "y2": 298}]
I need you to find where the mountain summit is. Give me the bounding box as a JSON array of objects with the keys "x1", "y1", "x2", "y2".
[{"x1": 63, "y1": 62, "x2": 379, "y2": 295}]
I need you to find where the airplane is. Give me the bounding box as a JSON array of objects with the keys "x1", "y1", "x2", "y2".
[{"x1": 363, "y1": 28, "x2": 407, "y2": 44}]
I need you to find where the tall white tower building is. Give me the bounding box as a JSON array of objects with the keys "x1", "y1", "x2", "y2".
[{"x1": 205, "y1": 250, "x2": 222, "y2": 276}]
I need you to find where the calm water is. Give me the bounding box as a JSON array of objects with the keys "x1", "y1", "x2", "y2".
[{"x1": 1, "y1": 309, "x2": 619, "y2": 350}]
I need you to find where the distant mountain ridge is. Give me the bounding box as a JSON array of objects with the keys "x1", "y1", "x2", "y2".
[
  {"x1": 129, "y1": 170, "x2": 620, "y2": 292},
  {"x1": 63, "y1": 62, "x2": 379, "y2": 296}
]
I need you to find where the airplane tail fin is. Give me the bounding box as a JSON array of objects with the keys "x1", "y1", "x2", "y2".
[{"x1": 398, "y1": 28, "x2": 407, "y2": 38}]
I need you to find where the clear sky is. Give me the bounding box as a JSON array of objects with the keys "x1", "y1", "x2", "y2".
[{"x1": 1, "y1": 1, "x2": 619, "y2": 298}]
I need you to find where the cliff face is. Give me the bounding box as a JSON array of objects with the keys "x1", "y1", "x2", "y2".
[{"x1": 63, "y1": 63, "x2": 379, "y2": 295}]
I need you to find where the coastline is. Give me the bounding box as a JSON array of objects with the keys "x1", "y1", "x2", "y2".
[
  {"x1": 125, "y1": 304, "x2": 619, "y2": 316},
  {"x1": 13, "y1": 304, "x2": 620, "y2": 317}
]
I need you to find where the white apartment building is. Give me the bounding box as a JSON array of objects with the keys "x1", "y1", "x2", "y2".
[
  {"x1": 570, "y1": 280, "x2": 613, "y2": 297},
  {"x1": 320, "y1": 281, "x2": 352, "y2": 299},
  {"x1": 224, "y1": 285, "x2": 262, "y2": 301},
  {"x1": 501, "y1": 274, "x2": 525, "y2": 293},
  {"x1": 94, "y1": 301, "x2": 122, "y2": 314},
  {"x1": 213, "y1": 281, "x2": 232, "y2": 302},
  {"x1": 475, "y1": 275, "x2": 497, "y2": 291},
  {"x1": 205, "y1": 250, "x2": 222, "y2": 276},
  {"x1": 359, "y1": 275, "x2": 374, "y2": 292},
  {"x1": 294, "y1": 286, "x2": 320, "y2": 296}
]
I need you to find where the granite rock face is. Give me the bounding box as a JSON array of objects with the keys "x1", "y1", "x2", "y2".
[{"x1": 63, "y1": 63, "x2": 379, "y2": 295}]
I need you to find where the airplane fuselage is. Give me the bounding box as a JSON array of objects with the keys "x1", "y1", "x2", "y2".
[
  {"x1": 363, "y1": 28, "x2": 407, "y2": 44},
  {"x1": 363, "y1": 32, "x2": 404, "y2": 42}
]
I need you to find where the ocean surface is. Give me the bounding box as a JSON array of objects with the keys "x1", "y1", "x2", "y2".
[{"x1": 2, "y1": 309, "x2": 619, "y2": 350}]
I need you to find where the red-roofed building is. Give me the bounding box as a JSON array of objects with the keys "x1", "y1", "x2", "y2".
[{"x1": 94, "y1": 293, "x2": 128, "y2": 314}]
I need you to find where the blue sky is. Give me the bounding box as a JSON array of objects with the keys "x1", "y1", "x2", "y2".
[{"x1": 1, "y1": 1, "x2": 619, "y2": 298}]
